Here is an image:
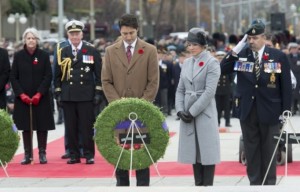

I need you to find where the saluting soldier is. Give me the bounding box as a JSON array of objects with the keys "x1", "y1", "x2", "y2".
[
  {"x1": 220, "y1": 19, "x2": 292, "y2": 185},
  {"x1": 54, "y1": 20, "x2": 103, "y2": 164}
]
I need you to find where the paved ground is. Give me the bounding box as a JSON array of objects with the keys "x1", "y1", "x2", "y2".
[{"x1": 1, "y1": 110, "x2": 300, "y2": 191}]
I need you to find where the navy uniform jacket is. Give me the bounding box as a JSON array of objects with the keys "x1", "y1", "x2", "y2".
[
  {"x1": 220, "y1": 46, "x2": 292, "y2": 125},
  {"x1": 159, "y1": 60, "x2": 172, "y2": 89},
  {"x1": 54, "y1": 41, "x2": 102, "y2": 101},
  {"x1": 289, "y1": 53, "x2": 300, "y2": 99},
  {"x1": 216, "y1": 74, "x2": 233, "y2": 95}
]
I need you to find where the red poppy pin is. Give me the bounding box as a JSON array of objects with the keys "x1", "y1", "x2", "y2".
[
  {"x1": 199, "y1": 61, "x2": 204, "y2": 67},
  {"x1": 33, "y1": 57, "x2": 38, "y2": 65},
  {"x1": 263, "y1": 53, "x2": 269, "y2": 61},
  {"x1": 138, "y1": 49, "x2": 144, "y2": 54},
  {"x1": 82, "y1": 49, "x2": 87, "y2": 54}
]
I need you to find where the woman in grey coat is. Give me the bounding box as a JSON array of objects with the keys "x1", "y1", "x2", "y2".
[{"x1": 175, "y1": 28, "x2": 221, "y2": 186}]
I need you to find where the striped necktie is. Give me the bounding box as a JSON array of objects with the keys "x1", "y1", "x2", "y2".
[
  {"x1": 254, "y1": 51, "x2": 260, "y2": 80},
  {"x1": 126, "y1": 45, "x2": 132, "y2": 63}
]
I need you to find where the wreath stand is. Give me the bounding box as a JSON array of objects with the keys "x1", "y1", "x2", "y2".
[
  {"x1": 0, "y1": 160, "x2": 9, "y2": 177},
  {"x1": 112, "y1": 112, "x2": 163, "y2": 186},
  {"x1": 263, "y1": 110, "x2": 300, "y2": 185}
]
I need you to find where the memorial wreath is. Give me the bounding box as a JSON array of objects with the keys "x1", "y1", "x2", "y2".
[
  {"x1": 0, "y1": 109, "x2": 19, "y2": 165},
  {"x1": 94, "y1": 98, "x2": 169, "y2": 170}
]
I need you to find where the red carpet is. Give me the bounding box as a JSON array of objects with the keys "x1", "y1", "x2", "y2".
[{"x1": 1, "y1": 134, "x2": 300, "y2": 178}]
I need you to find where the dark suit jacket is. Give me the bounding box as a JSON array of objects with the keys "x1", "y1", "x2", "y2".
[
  {"x1": 221, "y1": 46, "x2": 292, "y2": 125},
  {"x1": 0, "y1": 48, "x2": 10, "y2": 109},
  {"x1": 54, "y1": 41, "x2": 102, "y2": 101}
]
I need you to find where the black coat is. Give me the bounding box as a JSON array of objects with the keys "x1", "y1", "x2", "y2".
[
  {"x1": 289, "y1": 53, "x2": 300, "y2": 99},
  {"x1": 10, "y1": 47, "x2": 55, "y2": 131},
  {"x1": 54, "y1": 42, "x2": 102, "y2": 101},
  {"x1": 221, "y1": 46, "x2": 292, "y2": 125},
  {"x1": 0, "y1": 48, "x2": 10, "y2": 109}
]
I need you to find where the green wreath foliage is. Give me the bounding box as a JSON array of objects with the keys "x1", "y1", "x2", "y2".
[
  {"x1": 94, "y1": 98, "x2": 169, "y2": 170},
  {"x1": 0, "y1": 110, "x2": 19, "y2": 165}
]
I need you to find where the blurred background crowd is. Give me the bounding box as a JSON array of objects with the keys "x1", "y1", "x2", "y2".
[{"x1": 1, "y1": 0, "x2": 300, "y2": 127}]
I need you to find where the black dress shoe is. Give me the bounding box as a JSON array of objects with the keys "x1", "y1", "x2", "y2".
[
  {"x1": 39, "y1": 153, "x2": 47, "y2": 164},
  {"x1": 86, "y1": 158, "x2": 94, "y2": 164},
  {"x1": 67, "y1": 158, "x2": 81, "y2": 164},
  {"x1": 61, "y1": 153, "x2": 70, "y2": 159},
  {"x1": 21, "y1": 157, "x2": 31, "y2": 165},
  {"x1": 225, "y1": 124, "x2": 232, "y2": 127}
]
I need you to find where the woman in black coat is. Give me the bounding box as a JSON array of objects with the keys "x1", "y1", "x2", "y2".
[{"x1": 10, "y1": 27, "x2": 55, "y2": 165}]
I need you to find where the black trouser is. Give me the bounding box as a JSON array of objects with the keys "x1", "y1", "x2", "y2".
[
  {"x1": 240, "y1": 104, "x2": 279, "y2": 185},
  {"x1": 63, "y1": 101, "x2": 95, "y2": 159},
  {"x1": 215, "y1": 94, "x2": 231, "y2": 125},
  {"x1": 116, "y1": 168, "x2": 150, "y2": 186},
  {"x1": 193, "y1": 163, "x2": 215, "y2": 186},
  {"x1": 22, "y1": 131, "x2": 48, "y2": 156}
]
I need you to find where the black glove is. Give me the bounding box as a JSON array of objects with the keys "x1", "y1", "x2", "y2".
[
  {"x1": 177, "y1": 111, "x2": 193, "y2": 123},
  {"x1": 55, "y1": 92, "x2": 62, "y2": 108},
  {"x1": 93, "y1": 91, "x2": 104, "y2": 105}
]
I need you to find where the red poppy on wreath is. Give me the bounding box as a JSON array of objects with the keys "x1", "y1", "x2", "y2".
[
  {"x1": 199, "y1": 61, "x2": 204, "y2": 67},
  {"x1": 263, "y1": 53, "x2": 269, "y2": 61},
  {"x1": 82, "y1": 48, "x2": 87, "y2": 54},
  {"x1": 33, "y1": 57, "x2": 38, "y2": 65},
  {"x1": 138, "y1": 49, "x2": 144, "y2": 54}
]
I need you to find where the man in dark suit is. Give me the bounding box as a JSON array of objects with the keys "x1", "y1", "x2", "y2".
[
  {"x1": 54, "y1": 20, "x2": 103, "y2": 164},
  {"x1": 220, "y1": 19, "x2": 292, "y2": 185},
  {"x1": 102, "y1": 13, "x2": 159, "y2": 186},
  {"x1": 0, "y1": 48, "x2": 10, "y2": 109}
]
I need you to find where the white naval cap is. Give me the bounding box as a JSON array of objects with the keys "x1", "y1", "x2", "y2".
[
  {"x1": 65, "y1": 20, "x2": 85, "y2": 32},
  {"x1": 287, "y1": 42, "x2": 298, "y2": 50},
  {"x1": 215, "y1": 51, "x2": 226, "y2": 56}
]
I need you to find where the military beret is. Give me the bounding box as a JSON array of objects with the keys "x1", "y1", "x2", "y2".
[
  {"x1": 245, "y1": 19, "x2": 265, "y2": 36},
  {"x1": 65, "y1": 20, "x2": 85, "y2": 32},
  {"x1": 187, "y1": 28, "x2": 207, "y2": 46}
]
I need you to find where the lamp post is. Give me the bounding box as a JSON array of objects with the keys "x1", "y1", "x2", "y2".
[
  {"x1": 7, "y1": 13, "x2": 27, "y2": 43},
  {"x1": 290, "y1": 3, "x2": 297, "y2": 36}
]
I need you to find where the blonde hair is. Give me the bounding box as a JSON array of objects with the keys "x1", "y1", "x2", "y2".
[{"x1": 22, "y1": 27, "x2": 41, "y2": 44}]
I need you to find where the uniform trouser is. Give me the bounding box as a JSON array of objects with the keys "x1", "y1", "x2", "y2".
[
  {"x1": 240, "y1": 104, "x2": 279, "y2": 185},
  {"x1": 215, "y1": 94, "x2": 231, "y2": 125},
  {"x1": 116, "y1": 168, "x2": 150, "y2": 186},
  {"x1": 193, "y1": 163, "x2": 215, "y2": 186},
  {"x1": 159, "y1": 88, "x2": 168, "y2": 115},
  {"x1": 63, "y1": 101, "x2": 95, "y2": 159}
]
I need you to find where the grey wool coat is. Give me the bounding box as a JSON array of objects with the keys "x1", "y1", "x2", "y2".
[{"x1": 175, "y1": 50, "x2": 221, "y2": 165}]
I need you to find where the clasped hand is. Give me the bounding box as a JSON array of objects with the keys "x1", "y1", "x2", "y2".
[
  {"x1": 20, "y1": 92, "x2": 42, "y2": 106},
  {"x1": 177, "y1": 111, "x2": 193, "y2": 123}
]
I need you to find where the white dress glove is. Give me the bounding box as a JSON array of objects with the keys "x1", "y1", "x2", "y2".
[{"x1": 232, "y1": 34, "x2": 248, "y2": 54}]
